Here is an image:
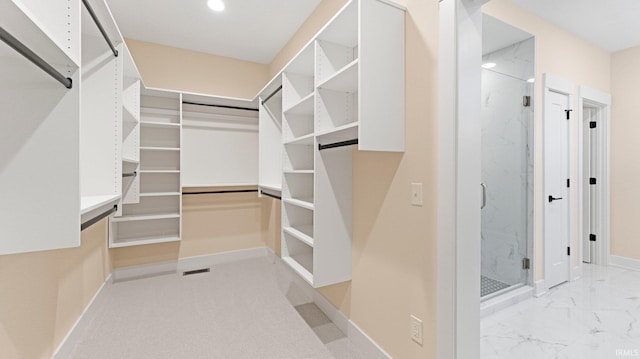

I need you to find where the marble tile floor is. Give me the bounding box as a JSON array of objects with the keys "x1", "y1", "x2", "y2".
[
  {"x1": 67, "y1": 257, "x2": 365, "y2": 359},
  {"x1": 481, "y1": 264, "x2": 640, "y2": 358}
]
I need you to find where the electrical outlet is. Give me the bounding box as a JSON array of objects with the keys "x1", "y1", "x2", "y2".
[
  {"x1": 411, "y1": 183, "x2": 423, "y2": 206},
  {"x1": 410, "y1": 315, "x2": 423, "y2": 345}
]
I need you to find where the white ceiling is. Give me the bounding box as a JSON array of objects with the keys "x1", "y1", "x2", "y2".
[
  {"x1": 106, "y1": 0, "x2": 322, "y2": 64},
  {"x1": 511, "y1": 0, "x2": 640, "y2": 53}
]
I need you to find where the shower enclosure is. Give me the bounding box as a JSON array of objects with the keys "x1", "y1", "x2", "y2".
[{"x1": 480, "y1": 17, "x2": 534, "y2": 299}]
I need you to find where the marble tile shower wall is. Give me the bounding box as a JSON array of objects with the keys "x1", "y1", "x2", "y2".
[{"x1": 481, "y1": 38, "x2": 534, "y2": 288}]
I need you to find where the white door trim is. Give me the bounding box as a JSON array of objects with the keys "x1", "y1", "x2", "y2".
[
  {"x1": 542, "y1": 73, "x2": 573, "y2": 287},
  {"x1": 578, "y1": 86, "x2": 611, "y2": 268},
  {"x1": 437, "y1": 0, "x2": 486, "y2": 357}
]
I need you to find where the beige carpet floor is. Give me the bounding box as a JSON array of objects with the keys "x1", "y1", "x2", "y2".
[{"x1": 67, "y1": 257, "x2": 365, "y2": 359}]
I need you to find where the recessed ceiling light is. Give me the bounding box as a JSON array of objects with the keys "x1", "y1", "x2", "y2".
[
  {"x1": 527, "y1": 78, "x2": 535, "y2": 83},
  {"x1": 481, "y1": 62, "x2": 496, "y2": 69},
  {"x1": 208, "y1": 0, "x2": 225, "y2": 12}
]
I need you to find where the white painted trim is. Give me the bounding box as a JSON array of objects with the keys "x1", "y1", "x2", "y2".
[
  {"x1": 534, "y1": 279, "x2": 548, "y2": 297},
  {"x1": 609, "y1": 255, "x2": 640, "y2": 272},
  {"x1": 480, "y1": 285, "x2": 533, "y2": 318},
  {"x1": 543, "y1": 73, "x2": 573, "y2": 95},
  {"x1": 578, "y1": 86, "x2": 611, "y2": 268},
  {"x1": 111, "y1": 247, "x2": 269, "y2": 282},
  {"x1": 177, "y1": 247, "x2": 268, "y2": 271},
  {"x1": 112, "y1": 260, "x2": 178, "y2": 282},
  {"x1": 52, "y1": 273, "x2": 112, "y2": 359},
  {"x1": 437, "y1": 1, "x2": 484, "y2": 357}
]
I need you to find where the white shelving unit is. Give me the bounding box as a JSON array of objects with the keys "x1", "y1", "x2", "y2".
[
  {"x1": 262, "y1": 0, "x2": 405, "y2": 287},
  {"x1": 258, "y1": 77, "x2": 284, "y2": 198},
  {"x1": 109, "y1": 90, "x2": 182, "y2": 247},
  {"x1": 1, "y1": 0, "x2": 82, "y2": 255},
  {"x1": 121, "y1": 45, "x2": 141, "y2": 208}
]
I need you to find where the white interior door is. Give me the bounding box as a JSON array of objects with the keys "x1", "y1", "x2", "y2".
[{"x1": 544, "y1": 89, "x2": 570, "y2": 289}]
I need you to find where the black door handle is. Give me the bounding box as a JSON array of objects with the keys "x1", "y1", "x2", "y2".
[{"x1": 548, "y1": 195, "x2": 563, "y2": 202}]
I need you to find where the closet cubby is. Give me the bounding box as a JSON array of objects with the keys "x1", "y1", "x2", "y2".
[
  {"x1": 282, "y1": 232, "x2": 315, "y2": 282},
  {"x1": 111, "y1": 217, "x2": 181, "y2": 248},
  {"x1": 258, "y1": 0, "x2": 405, "y2": 287},
  {"x1": 139, "y1": 172, "x2": 181, "y2": 194},
  {"x1": 110, "y1": 91, "x2": 182, "y2": 248},
  {"x1": 284, "y1": 143, "x2": 314, "y2": 172},
  {"x1": 283, "y1": 172, "x2": 314, "y2": 205},
  {"x1": 316, "y1": 89, "x2": 358, "y2": 134}
]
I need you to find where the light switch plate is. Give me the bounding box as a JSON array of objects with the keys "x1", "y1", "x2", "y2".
[{"x1": 411, "y1": 183, "x2": 423, "y2": 206}]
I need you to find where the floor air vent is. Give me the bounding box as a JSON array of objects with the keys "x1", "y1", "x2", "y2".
[{"x1": 183, "y1": 268, "x2": 211, "y2": 276}]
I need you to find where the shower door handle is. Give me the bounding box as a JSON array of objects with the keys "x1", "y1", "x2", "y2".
[{"x1": 481, "y1": 183, "x2": 487, "y2": 209}]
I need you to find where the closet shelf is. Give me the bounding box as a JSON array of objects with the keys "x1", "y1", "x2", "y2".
[
  {"x1": 111, "y1": 213, "x2": 180, "y2": 222},
  {"x1": 283, "y1": 198, "x2": 314, "y2": 210},
  {"x1": 282, "y1": 256, "x2": 314, "y2": 285},
  {"x1": 259, "y1": 184, "x2": 282, "y2": 192},
  {"x1": 316, "y1": 122, "x2": 358, "y2": 144},
  {"x1": 109, "y1": 234, "x2": 180, "y2": 248},
  {"x1": 140, "y1": 121, "x2": 181, "y2": 129},
  {"x1": 122, "y1": 157, "x2": 139, "y2": 165},
  {"x1": 140, "y1": 146, "x2": 180, "y2": 151},
  {"x1": 80, "y1": 194, "x2": 121, "y2": 215},
  {"x1": 317, "y1": 59, "x2": 359, "y2": 93},
  {"x1": 284, "y1": 170, "x2": 314, "y2": 175},
  {"x1": 283, "y1": 226, "x2": 314, "y2": 247},
  {"x1": 140, "y1": 107, "x2": 180, "y2": 117},
  {"x1": 139, "y1": 192, "x2": 181, "y2": 197},
  {"x1": 283, "y1": 92, "x2": 314, "y2": 116},
  {"x1": 284, "y1": 133, "x2": 314, "y2": 145}
]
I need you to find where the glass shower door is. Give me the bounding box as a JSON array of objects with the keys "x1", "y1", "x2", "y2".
[{"x1": 480, "y1": 67, "x2": 532, "y2": 298}]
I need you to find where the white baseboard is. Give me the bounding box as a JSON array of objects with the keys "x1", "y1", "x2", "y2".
[
  {"x1": 609, "y1": 255, "x2": 640, "y2": 272},
  {"x1": 534, "y1": 279, "x2": 548, "y2": 297},
  {"x1": 571, "y1": 264, "x2": 583, "y2": 281},
  {"x1": 269, "y1": 248, "x2": 391, "y2": 359},
  {"x1": 112, "y1": 247, "x2": 268, "y2": 282},
  {"x1": 53, "y1": 273, "x2": 112, "y2": 359},
  {"x1": 480, "y1": 285, "x2": 533, "y2": 318},
  {"x1": 177, "y1": 247, "x2": 268, "y2": 272}
]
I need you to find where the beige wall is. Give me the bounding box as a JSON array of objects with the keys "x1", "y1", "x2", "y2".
[
  {"x1": 611, "y1": 46, "x2": 640, "y2": 260},
  {"x1": 0, "y1": 219, "x2": 111, "y2": 359},
  {"x1": 125, "y1": 39, "x2": 269, "y2": 99},
  {"x1": 483, "y1": 0, "x2": 611, "y2": 279}
]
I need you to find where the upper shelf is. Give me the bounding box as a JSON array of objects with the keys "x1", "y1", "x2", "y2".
[
  {"x1": 317, "y1": 60, "x2": 358, "y2": 93},
  {"x1": 80, "y1": 194, "x2": 121, "y2": 215},
  {"x1": 0, "y1": 0, "x2": 80, "y2": 72}
]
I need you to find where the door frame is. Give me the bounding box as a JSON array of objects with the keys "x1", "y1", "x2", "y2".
[
  {"x1": 437, "y1": 0, "x2": 487, "y2": 357},
  {"x1": 542, "y1": 73, "x2": 573, "y2": 290},
  {"x1": 578, "y1": 86, "x2": 611, "y2": 269}
]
